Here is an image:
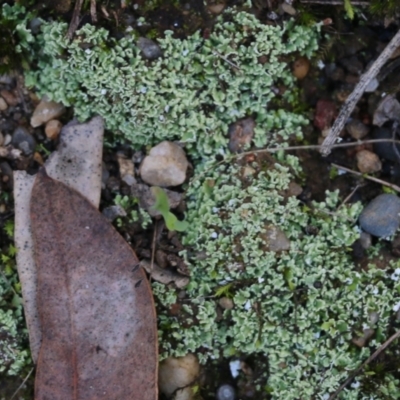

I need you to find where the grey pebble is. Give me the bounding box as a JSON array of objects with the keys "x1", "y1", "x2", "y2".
[
  {"x1": 217, "y1": 384, "x2": 236, "y2": 400},
  {"x1": 359, "y1": 194, "x2": 400, "y2": 237},
  {"x1": 137, "y1": 37, "x2": 163, "y2": 60},
  {"x1": 11, "y1": 126, "x2": 35, "y2": 155},
  {"x1": 346, "y1": 119, "x2": 369, "y2": 140},
  {"x1": 102, "y1": 205, "x2": 127, "y2": 222}
]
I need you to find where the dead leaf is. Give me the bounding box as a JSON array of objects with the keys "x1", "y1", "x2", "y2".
[{"x1": 31, "y1": 169, "x2": 158, "y2": 400}]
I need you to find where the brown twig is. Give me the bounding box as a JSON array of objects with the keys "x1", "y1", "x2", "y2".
[
  {"x1": 190, "y1": 138, "x2": 400, "y2": 185},
  {"x1": 90, "y1": 0, "x2": 97, "y2": 23},
  {"x1": 9, "y1": 367, "x2": 34, "y2": 400},
  {"x1": 331, "y1": 163, "x2": 400, "y2": 192},
  {"x1": 328, "y1": 330, "x2": 400, "y2": 400},
  {"x1": 320, "y1": 28, "x2": 400, "y2": 156},
  {"x1": 67, "y1": 0, "x2": 85, "y2": 40}
]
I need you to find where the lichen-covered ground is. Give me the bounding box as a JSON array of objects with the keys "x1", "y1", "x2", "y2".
[{"x1": 2, "y1": 1, "x2": 400, "y2": 399}]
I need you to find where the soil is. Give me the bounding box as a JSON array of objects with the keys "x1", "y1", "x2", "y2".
[{"x1": 2, "y1": 0, "x2": 400, "y2": 399}]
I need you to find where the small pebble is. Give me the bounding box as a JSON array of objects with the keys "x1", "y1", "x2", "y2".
[
  {"x1": 314, "y1": 99, "x2": 336, "y2": 131},
  {"x1": 11, "y1": 126, "x2": 36, "y2": 156},
  {"x1": 292, "y1": 57, "x2": 310, "y2": 80},
  {"x1": 31, "y1": 98, "x2": 65, "y2": 127},
  {"x1": 0, "y1": 204, "x2": 6, "y2": 213},
  {"x1": 281, "y1": 2, "x2": 297, "y2": 15},
  {"x1": 228, "y1": 118, "x2": 255, "y2": 153},
  {"x1": 117, "y1": 153, "x2": 135, "y2": 179},
  {"x1": 102, "y1": 205, "x2": 127, "y2": 221},
  {"x1": 217, "y1": 384, "x2": 236, "y2": 400},
  {"x1": 140, "y1": 141, "x2": 188, "y2": 187},
  {"x1": 45, "y1": 119, "x2": 62, "y2": 140},
  {"x1": 218, "y1": 297, "x2": 234, "y2": 310},
  {"x1": 359, "y1": 194, "x2": 400, "y2": 237},
  {"x1": 359, "y1": 231, "x2": 372, "y2": 249},
  {"x1": 208, "y1": 3, "x2": 226, "y2": 14},
  {"x1": 0, "y1": 90, "x2": 18, "y2": 107},
  {"x1": 346, "y1": 119, "x2": 369, "y2": 140},
  {"x1": 0, "y1": 97, "x2": 8, "y2": 111},
  {"x1": 137, "y1": 37, "x2": 163, "y2": 60},
  {"x1": 356, "y1": 149, "x2": 381, "y2": 173},
  {"x1": 352, "y1": 329, "x2": 374, "y2": 348}
]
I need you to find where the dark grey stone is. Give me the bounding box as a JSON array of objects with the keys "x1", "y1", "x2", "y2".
[
  {"x1": 372, "y1": 127, "x2": 400, "y2": 163},
  {"x1": 359, "y1": 194, "x2": 400, "y2": 237},
  {"x1": 11, "y1": 126, "x2": 35, "y2": 155}
]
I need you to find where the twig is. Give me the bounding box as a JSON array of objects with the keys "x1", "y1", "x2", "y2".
[
  {"x1": 320, "y1": 28, "x2": 400, "y2": 156},
  {"x1": 299, "y1": 0, "x2": 369, "y2": 5},
  {"x1": 328, "y1": 330, "x2": 400, "y2": 400},
  {"x1": 331, "y1": 163, "x2": 400, "y2": 193},
  {"x1": 90, "y1": 0, "x2": 97, "y2": 23},
  {"x1": 213, "y1": 50, "x2": 242, "y2": 71},
  {"x1": 338, "y1": 184, "x2": 362, "y2": 208},
  {"x1": 189, "y1": 138, "x2": 400, "y2": 185},
  {"x1": 9, "y1": 367, "x2": 34, "y2": 400},
  {"x1": 67, "y1": 0, "x2": 84, "y2": 40}
]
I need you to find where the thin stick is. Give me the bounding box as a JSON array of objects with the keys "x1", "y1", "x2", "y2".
[
  {"x1": 67, "y1": 0, "x2": 84, "y2": 40},
  {"x1": 299, "y1": 0, "x2": 369, "y2": 5},
  {"x1": 90, "y1": 0, "x2": 97, "y2": 23},
  {"x1": 328, "y1": 330, "x2": 400, "y2": 400},
  {"x1": 213, "y1": 50, "x2": 242, "y2": 71},
  {"x1": 331, "y1": 163, "x2": 400, "y2": 193},
  {"x1": 190, "y1": 138, "x2": 400, "y2": 185},
  {"x1": 338, "y1": 184, "x2": 361, "y2": 208},
  {"x1": 320, "y1": 28, "x2": 400, "y2": 156},
  {"x1": 9, "y1": 367, "x2": 34, "y2": 400}
]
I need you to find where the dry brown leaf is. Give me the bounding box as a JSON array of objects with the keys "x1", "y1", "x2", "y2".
[{"x1": 31, "y1": 169, "x2": 158, "y2": 400}]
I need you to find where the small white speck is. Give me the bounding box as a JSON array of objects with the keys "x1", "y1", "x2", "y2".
[
  {"x1": 350, "y1": 380, "x2": 360, "y2": 389},
  {"x1": 212, "y1": 207, "x2": 219, "y2": 213},
  {"x1": 164, "y1": 105, "x2": 170, "y2": 113},
  {"x1": 139, "y1": 86, "x2": 147, "y2": 94},
  {"x1": 244, "y1": 300, "x2": 251, "y2": 311},
  {"x1": 372, "y1": 287, "x2": 379, "y2": 295},
  {"x1": 101, "y1": 89, "x2": 107, "y2": 95},
  {"x1": 85, "y1": 48, "x2": 91, "y2": 54},
  {"x1": 258, "y1": 277, "x2": 265, "y2": 283},
  {"x1": 210, "y1": 232, "x2": 218, "y2": 239},
  {"x1": 228, "y1": 199, "x2": 235, "y2": 206},
  {"x1": 314, "y1": 332, "x2": 320, "y2": 339},
  {"x1": 85, "y1": 226, "x2": 90, "y2": 230},
  {"x1": 317, "y1": 60, "x2": 325, "y2": 69},
  {"x1": 137, "y1": 21, "x2": 143, "y2": 26},
  {"x1": 353, "y1": 310, "x2": 359, "y2": 317},
  {"x1": 336, "y1": 137, "x2": 343, "y2": 143},
  {"x1": 390, "y1": 272, "x2": 399, "y2": 281},
  {"x1": 159, "y1": 115, "x2": 164, "y2": 121},
  {"x1": 393, "y1": 301, "x2": 400, "y2": 312},
  {"x1": 322, "y1": 393, "x2": 330, "y2": 400},
  {"x1": 133, "y1": 3, "x2": 138, "y2": 9},
  {"x1": 338, "y1": 169, "x2": 347, "y2": 176},
  {"x1": 229, "y1": 360, "x2": 241, "y2": 378},
  {"x1": 182, "y1": 49, "x2": 189, "y2": 56},
  {"x1": 345, "y1": 278, "x2": 353, "y2": 285}
]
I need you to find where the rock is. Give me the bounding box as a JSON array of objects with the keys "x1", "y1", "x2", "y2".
[
  {"x1": 159, "y1": 354, "x2": 200, "y2": 398},
  {"x1": 131, "y1": 183, "x2": 182, "y2": 217},
  {"x1": 260, "y1": 225, "x2": 290, "y2": 252},
  {"x1": 359, "y1": 231, "x2": 372, "y2": 249},
  {"x1": 31, "y1": 98, "x2": 65, "y2": 127},
  {"x1": 373, "y1": 95, "x2": 400, "y2": 127},
  {"x1": 314, "y1": 99, "x2": 336, "y2": 131},
  {"x1": 217, "y1": 384, "x2": 236, "y2": 400},
  {"x1": 352, "y1": 328, "x2": 374, "y2": 348},
  {"x1": 287, "y1": 181, "x2": 303, "y2": 197},
  {"x1": 0, "y1": 90, "x2": 18, "y2": 107},
  {"x1": 117, "y1": 153, "x2": 135, "y2": 180},
  {"x1": 0, "y1": 96, "x2": 8, "y2": 111},
  {"x1": 208, "y1": 3, "x2": 226, "y2": 14},
  {"x1": 0, "y1": 75, "x2": 14, "y2": 85},
  {"x1": 137, "y1": 37, "x2": 163, "y2": 60},
  {"x1": 219, "y1": 297, "x2": 234, "y2": 310},
  {"x1": 11, "y1": 126, "x2": 36, "y2": 155},
  {"x1": 102, "y1": 205, "x2": 127, "y2": 222},
  {"x1": 140, "y1": 141, "x2": 188, "y2": 187},
  {"x1": 33, "y1": 152, "x2": 44, "y2": 165},
  {"x1": 346, "y1": 119, "x2": 369, "y2": 140},
  {"x1": 356, "y1": 150, "x2": 381, "y2": 173},
  {"x1": 228, "y1": 118, "x2": 255, "y2": 153},
  {"x1": 359, "y1": 194, "x2": 400, "y2": 237},
  {"x1": 292, "y1": 57, "x2": 309, "y2": 79},
  {"x1": 281, "y1": 2, "x2": 296, "y2": 15},
  {"x1": 372, "y1": 127, "x2": 400, "y2": 162},
  {"x1": 45, "y1": 119, "x2": 62, "y2": 140}
]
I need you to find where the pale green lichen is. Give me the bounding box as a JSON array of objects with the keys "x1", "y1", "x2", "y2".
[
  {"x1": 0, "y1": 247, "x2": 30, "y2": 376},
  {"x1": 11, "y1": 5, "x2": 320, "y2": 158},
  {"x1": 154, "y1": 158, "x2": 400, "y2": 399}
]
